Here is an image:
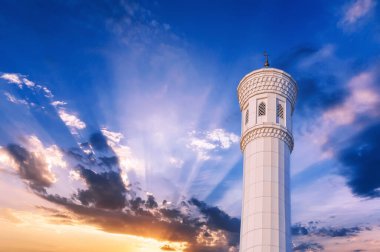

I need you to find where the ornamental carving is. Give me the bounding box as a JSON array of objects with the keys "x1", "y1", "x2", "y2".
[
  {"x1": 240, "y1": 126, "x2": 294, "y2": 152},
  {"x1": 237, "y1": 69, "x2": 297, "y2": 111}
]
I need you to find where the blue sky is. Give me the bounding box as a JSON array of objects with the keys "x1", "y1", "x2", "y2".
[{"x1": 0, "y1": 0, "x2": 380, "y2": 251}]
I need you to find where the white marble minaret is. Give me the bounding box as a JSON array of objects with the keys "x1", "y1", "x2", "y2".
[{"x1": 237, "y1": 58, "x2": 297, "y2": 252}]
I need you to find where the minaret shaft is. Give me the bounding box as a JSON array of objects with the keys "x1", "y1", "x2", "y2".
[
  {"x1": 241, "y1": 137, "x2": 291, "y2": 251},
  {"x1": 237, "y1": 68, "x2": 297, "y2": 252}
]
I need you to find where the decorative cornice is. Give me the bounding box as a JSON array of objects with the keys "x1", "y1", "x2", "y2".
[
  {"x1": 240, "y1": 125, "x2": 294, "y2": 152},
  {"x1": 237, "y1": 68, "x2": 297, "y2": 112}
]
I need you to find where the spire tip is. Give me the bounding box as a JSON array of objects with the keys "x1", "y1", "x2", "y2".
[{"x1": 264, "y1": 51, "x2": 270, "y2": 67}]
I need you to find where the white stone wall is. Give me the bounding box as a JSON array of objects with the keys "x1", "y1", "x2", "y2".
[
  {"x1": 238, "y1": 68, "x2": 297, "y2": 252},
  {"x1": 241, "y1": 138, "x2": 291, "y2": 252}
]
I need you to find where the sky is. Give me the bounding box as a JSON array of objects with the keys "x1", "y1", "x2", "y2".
[{"x1": 0, "y1": 0, "x2": 379, "y2": 251}]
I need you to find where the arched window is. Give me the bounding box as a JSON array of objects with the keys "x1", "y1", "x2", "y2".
[
  {"x1": 258, "y1": 102, "x2": 266, "y2": 116},
  {"x1": 277, "y1": 104, "x2": 284, "y2": 119},
  {"x1": 245, "y1": 110, "x2": 249, "y2": 124}
]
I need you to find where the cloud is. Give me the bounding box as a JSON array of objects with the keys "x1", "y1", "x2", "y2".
[
  {"x1": 43, "y1": 191, "x2": 239, "y2": 251},
  {"x1": 293, "y1": 242, "x2": 324, "y2": 252},
  {"x1": 169, "y1": 157, "x2": 184, "y2": 168},
  {"x1": 74, "y1": 130, "x2": 144, "y2": 186},
  {"x1": 22, "y1": 78, "x2": 35, "y2": 87},
  {"x1": 277, "y1": 44, "x2": 349, "y2": 119},
  {"x1": 189, "y1": 198, "x2": 240, "y2": 233},
  {"x1": 101, "y1": 128, "x2": 124, "y2": 144},
  {"x1": 0, "y1": 73, "x2": 48, "y2": 93},
  {"x1": 206, "y1": 129, "x2": 239, "y2": 149},
  {"x1": 58, "y1": 109, "x2": 86, "y2": 133},
  {"x1": 0, "y1": 136, "x2": 66, "y2": 193},
  {"x1": 3, "y1": 92, "x2": 29, "y2": 105},
  {"x1": 292, "y1": 69, "x2": 380, "y2": 175},
  {"x1": 188, "y1": 129, "x2": 239, "y2": 160},
  {"x1": 340, "y1": 0, "x2": 375, "y2": 27},
  {"x1": 51, "y1": 100, "x2": 67, "y2": 107},
  {"x1": 3, "y1": 131, "x2": 240, "y2": 251},
  {"x1": 161, "y1": 244, "x2": 176, "y2": 251},
  {"x1": 291, "y1": 221, "x2": 377, "y2": 252},
  {"x1": 309, "y1": 69, "x2": 380, "y2": 198},
  {"x1": 0, "y1": 73, "x2": 22, "y2": 86},
  {"x1": 75, "y1": 167, "x2": 127, "y2": 209},
  {"x1": 105, "y1": 0, "x2": 175, "y2": 46},
  {"x1": 5, "y1": 144, "x2": 56, "y2": 193},
  {"x1": 335, "y1": 122, "x2": 380, "y2": 198},
  {"x1": 321, "y1": 71, "x2": 379, "y2": 127},
  {"x1": 292, "y1": 222, "x2": 368, "y2": 238},
  {"x1": 89, "y1": 132, "x2": 110, "y2": 151}
]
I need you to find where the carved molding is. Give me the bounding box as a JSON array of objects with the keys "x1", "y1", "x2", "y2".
[
  {"x1": 240, "y1": 125, "x2": 294, "y2": 152},
  {"x1": 237, "y1": 68, "x2": 297, "y2": 111}
]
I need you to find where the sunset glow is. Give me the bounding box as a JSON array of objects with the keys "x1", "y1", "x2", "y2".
[{"x1": 1, "y1": 0, "x2": 380, "y2": 251}]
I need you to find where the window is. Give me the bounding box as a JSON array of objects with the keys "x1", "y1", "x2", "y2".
[
  {"x1": 245, "y1": 110, "x2": 249, "y2": 124},
  {"x1": 277, "y1": 104, "x2": 284, "y2": 119},
  {"x1": 258, "y1": 102, "x2": 266, "y2": 116}
]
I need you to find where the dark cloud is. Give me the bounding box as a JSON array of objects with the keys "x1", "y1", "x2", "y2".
[
  {"x1": 292, "y1": 223, "x2": 309, "y2": 236},
  {"x1": 275, "y1": 45, "x2": 350, "y2": 121},
  {"x1": 315, "y1": 226, "x2": 362, "y2": 237},
  {"x1": 276, "y1": 45, "x2": 319, "y2": 70},
  {"x1": 68, "y1": 132, "x2": 121, "y2": 173},
  {"x1": 89, "y1": 132, "x2": 110, "y2": 151},
  {"x1": 99, "y1": 156, "x2": 119, "y2": 168},
  {"x1": 296, "y1": 77, "x2": 347, "y2": 116},
  {"x1": 293, "y1": 242, "x2": 324, "y2": 252},
  {"x1": 336, "y1": 122, "x2": 380, "y2": 198},
  {"x1": 292, "y1": 222, "x2": 368, "y2": 238},
  {"x1": 43, "y1": 192, "x2": 201, "y2": 241},
  {"x1": 161, "y1": 245, "x2": 176, "y2": 251},
  {"x1": 6, "y1": 131, "x2": 240, "y2": 252},
  {"x1": 5, "y1": 144, "x2": 54, "y2": 193},
  {"x1": 75, "y1": 166, "x2": 127, "y2": 209},
  {"x1": 40, "y1": 191, "x2": 240, "y2": 251},
  {"x1": 145, "y1": 195, "x2": 159, "y2": 209},
  {"x1": 189, "y1": 198, "x2": 240, "y2": 233},
  {"x1": 189, "y1": 198, "x2": 240, "y2": 248}
]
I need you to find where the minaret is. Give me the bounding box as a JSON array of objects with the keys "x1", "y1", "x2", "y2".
[{"x1": 237, "y1": 56, "x2": 297, "y2": 252}]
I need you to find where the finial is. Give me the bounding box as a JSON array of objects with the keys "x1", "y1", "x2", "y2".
[{"x1": 264, "y1": 51, "x2": 270, "y2": 67}]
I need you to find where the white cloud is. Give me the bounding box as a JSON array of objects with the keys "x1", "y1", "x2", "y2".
[
  {"x1": 42, "y1": 86, "x2": 53, "y2": 98},
  {"x1": 1, "y1": 73, "x2": 55, "y2": 102},
  {"x1": 4, "y1": 92, "x2": 28, "y2": 105},
  {"x1": 100, "y1": 128, "x2": 144, "y2": 186},
  {"x1": 51, "y1": 101, "x2": 67, "y2": 107},
  {"x1": 190, "y1": 138, "x2": 217, "y2": 150},
  {"x1": 206, "y1": 129, "x2": 239, "y2": 149},
  {"x1": 69, "y1": 170, "x2": 81, "y2": 181},
  {"x1": 168, "y1": 157, "x2": 184, "y2": 168},
  {"x1": 58, "y1": 109, "x2": 86, "y2": 133},
  {"x1": 22, "y1": 78, "x2": 35, "y2": 87},
  {"x1": 322, "y1": 71, "x2": 379, "y2": 126},
  {"x1": 188, "y1": 129, "x2": 239, "y2": 160},
  {"x1": 340, "y1": 0, "x2": 375, "y2": 27},
  {"x1": 1, "y1": 73, "x2": 22, "y2": 87},
  {"x1": 0, "y1": 147, "x2": 17, "y2": 172},
  {"x1": 101, "y1": 128, "x2": 124, "y2": 144},
  {"x1": 26, "y1": 135, "x2": 67, "y2": 171},
  {"x1": 113, "y1": 143, "x2": 145, "y2": 186}
]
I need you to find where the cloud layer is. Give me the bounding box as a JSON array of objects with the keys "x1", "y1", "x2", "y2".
[{"x1": 1, "y1": 132, "x2": 240, "y2": 252}]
